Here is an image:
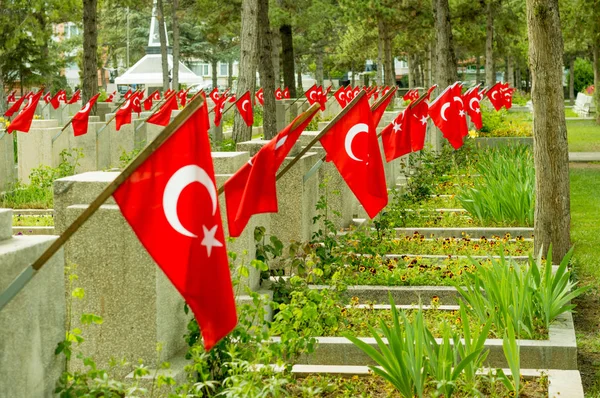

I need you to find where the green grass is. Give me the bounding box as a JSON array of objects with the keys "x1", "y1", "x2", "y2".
[
  {"x1": 567, "y1": 120, "x2": 600, "y2": 152},
  {"x1": 565, "y1": 107, "x2": 579, "y2": 118},
  {"x1": 569, "y1": 165, "x2": 600, "y2": 395}
]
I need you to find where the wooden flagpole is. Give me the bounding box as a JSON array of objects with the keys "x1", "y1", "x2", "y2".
[
  {"x1": 95, "y1": 90, "x2": 141, "y2": 136},
  {"x1": 133, "y1": 91, "x2": 181, "y2": 134},
  {"x1": 0, "y1": 94, "x2": 206, "y2": 313}
]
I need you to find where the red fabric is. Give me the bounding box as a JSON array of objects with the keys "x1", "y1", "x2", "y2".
[
  {"x1": 463, "y1": 86, "x2": 483, "y2": 130},
  {"x1": 147, "y1": 94, "x2": 179, "y2": 126},
  {"x1": 325, "y1": 85, "x2": 333, "y2": 96},
  {"x1": 372, "y1": 87, "x2": 395, "y2": 127},
  {"x1": 224, "y1": 111, "x2": 316, "y2": 237},
  {"x1": 152, "y1": 90, "x2": 161, "y2": 100},
  {"x1": 275, "y1": 88, "x2": 283, "y2": 100},
  {"x1": 209, "y1": 88, "x2": 220, "y2": 103},
  {"x1": 115, "y1": 98, "x2": 134, "y2": 131},
  {"x1": 352, "y1": 86, "x2": 361, "y2": 98},
  {"x1": 228, "y1": 95, "x2": 236, "y2": 103},
  {"x1": 143, "y1": 96, "x2": 153, "y2": 111},
  {"x1": 283, "y1": 87, "x2": 290, "y2": 99},
  {"x1": 67, "y1": 90, "x2": 81, "y2": 104},
  {"x1": 7, "y1": 90, "x2": 43, "y2": 133},
  {"x1": 408, "y1": 99, "x2": 429, "y2": 152},
  {"x1": 236, "y1": 91, "x2": 253, "y2": 127},
  {"x1": 43, "y1": 92, "x2": 51, "y2": 104},
  {"x1": 334, "y1": 87, "x2": 347, "y2": 108},
  {"x1": 49, "y1": 90, "x2": 64, "y2": 110},
  {"x1": 178, "y1": 90, "x2": 189, "y2": 107},
  {"x1": 381, "y1": 108, "x2": 411, "y2": 162},
  {"x1": 316, "y1": 86, "x2": 327, "y2": 111},
  {"x1": 485, "y1": 83, "x2": 505, "y2": 111},
  {"x1": 4, "y1": 95, "x2": 26, "y2": 117},
  {"x1": 305, "y1": 84, "x2": 319, "y2": 105},
  {"x1": 426, "y1": 85, "x2": 438, "y2": 100},
  {"x1": 124, "y1": 89, "x2": 132, "y2": 99},
  {"x1": 213, "y1": 98, "x2": 226, "y2": 127},
  {"x1": 345, "y1": 87, "x2": 354, "y2": 102},
  {"x1": 113, "y1": 101, "x2": 236, "y2": 351},
  {"x1": 255, "y1": 88, "x2": 264, "y2": 106},
  {"x1": 500, "y1": 83, "x2": 513, "y2": 109},
  {"x1": 319, "y1": 94, "x2": 388, "y2": 218},
  {"x1": 6, "y1": 90, "x2": 16, "y2": 102},
  {"x1": 403, "y1": 89, "x2": 414, "y2": 101},
  {"x1": 428, "y1": 84, "x2": 468, "y2": 149},
  {"x1": 72, "y1": 93, "x2": 100, "y2": 136}
]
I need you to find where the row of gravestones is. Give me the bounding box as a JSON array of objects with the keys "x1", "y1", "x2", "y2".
[{"x1": 0, "y1": 95, "x2": 414, "y2": 396}]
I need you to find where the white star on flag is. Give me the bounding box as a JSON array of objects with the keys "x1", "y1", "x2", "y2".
[
  {"x1": 459, "y1": 110, "x2": 465, "y2": 117},
  {"x1": 419, "y1": 115, "x2": 428, "y2": 125},
  {"x1": 392, "y1": 121, "x2": 402, "y2": 133},
  {"x1": 475, "y1": 108, "x2": 480, "y2": 114},
  {"x1": 201, "y1": 225, "x2": 223, "y2": 257}
]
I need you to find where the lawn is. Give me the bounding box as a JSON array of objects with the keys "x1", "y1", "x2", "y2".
[
  {"x1": 570, "y1": 164, "x2": 600, "y2": 395},
  {"x1": 567, "y1": 120, "x2": 600, "y2": 152}
]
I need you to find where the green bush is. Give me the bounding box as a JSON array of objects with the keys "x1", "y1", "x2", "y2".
[
  {"x1": 567, "y1": 58, "x2": 595, "y2": 94},
  {"x1": 479, "y1": 107, "x2": 532, "y2": 137},
  {"x1": 457, "y1": 145, "x2": 534, "y2": 226}
]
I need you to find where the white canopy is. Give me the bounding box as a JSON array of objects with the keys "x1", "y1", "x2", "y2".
[{"x1": 114, "y1": 54, "x2": 203, "y2": 86}]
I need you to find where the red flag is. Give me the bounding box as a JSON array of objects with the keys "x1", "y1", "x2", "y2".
[
  {"x1": 7, "y1": 90, "x2": 43, "y2": 133},
  {"x1": 224, "y1": 111, "x2": 317, "y2": 237},
  {"x1": 275, "y1": 88, "x2": 283, "y2": 100},
  {"x1": 124, "y1": 89, "x2": 132, "y2": 99},
  {"x1": 113, "y1": 101, "x2": 237, "y2": 351},
  {"x1": 345, "y1": 87, "x2": 354, "y2": 102},
  {"x1": 255, "y1": 88, "x2": 264, "y2": 106},
  {"x1": 67, "y1": 90, "x2": 81, "y2": 104},
  {"x1": 7, "y1": 90, "x2": 16, "y2": 102},
  {"x1": 214, "y1": 98, "x2": 226, "y2": 127},
  {"x1": 426, "y1": 85, "x2": 438, "y2": 100},
  {"x1": 147, "y1": 94, "x2": 179, "y2": 126},
  {"x1": 57, "y1": 91, "x2": 67, "y2": 102},
  {"x1": 236, "y1": 91, "x2": 253, "y2": 127},
  {"x1": 352, "y1": 86, "x2": 361, "y2": 99},
  {"x1": 43, "y1": 92, "x2": 52, "y2": 104},
  {"x1": 486, "y1": 83, "x2": 504, "y2": 111},
  {"x1": 403, "y1": 89, "x2": 414, "y2": 101},
  {"x1": 372, "y1": 88, "x2": 395, "y2": 127},
  {"x1": 316, "y1": 87, "x2": 327, "y2": 111},
  {"x1": 143, "y1": 90, "x2": 159, "y2": 111},
  {"x1": 283, "y1": 87, "x2": 290, "y2": 99},
  {"x1": 49, "y1": 90, "x2": 64, "y2": 110},
  {"x1": 228, "y1": 95, "x2": 236, "y2": 103},
  {"x1": 305, "y1": 85, "x2": 319, "y2": 105},
  {"x1": 152, "y1": 90, "x2": 161, "y2": 100},
  {"x1": 72, "y1": 93, "x2": 100, "y2": 136},
  {"x1": 500, "y1": 83, "x2": 514, "y2": 109},
  {"x1": 178, "y1": 90, "x2": 189, "y2": 107},
  {"x1": 4, "y1": 94, "x2": 27, "y2": 117},
  {"x1": 408, "y1": 99, "x2": 429, "y2": 152},
  {"x1": 319, "y1": 94, "x2": 388, "y2": 218},
  {"x1": 115, "y1": 97, "x2": 134, "y2": 131},
  {"x1": 131, "y1": 92, "x2": 143, "y2": 114},
  {"x1": 325, "y1": 85, "x2": 333, "y2": 96},
  {"x1": 381, "y1": 108, "x2": 411, "y2": 162},
  {"x1": 463, "y1": 86, "x2": 483, "y2": 130},
  {"x1": 209, "y1": 88, "x2": 220, "y2": 103},
  {"x1": 428, "y1": 84, "x2": 468, "y2": 149},
  {"x1": 334, "y1": 87, "x2": 347, "y2": 108}
]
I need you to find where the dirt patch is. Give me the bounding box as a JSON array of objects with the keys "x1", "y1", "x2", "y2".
[
  {"x1": 569, "y1": 162, "x2": 600, "y2": 169},
  {"x1": 573, "y1": 291, "x2": 600, "y2": 391}
]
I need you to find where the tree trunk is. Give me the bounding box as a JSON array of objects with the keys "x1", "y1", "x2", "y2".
[
  {"x1": 569, "y1": 57, "x2": 575, "y2": 105},
  {"x1": 171, "y1": 0, "x2": 180, "y2": 90},
  {"x1": 351, "y1": 60, "x2": 355, "y2": 86},
  {"x1": 526, "y1": 0, "x2": 571, "y2": 262},
  {"x1": 377, "y1": 34, "x2": 383, "y2": 86},
  {"x1": 211, "y1": 59, "x2": 218, "y2": 90},
  {"x1": 157, "y1": 0, "x2": 170, "y2": 92},
  {"x1": 508, "y1": 56, "x2": 515, "y2": 86},
  {"x1": 315, "y1": 50, "x2": 324, "y2": 87},
  {"x1": 82, "y1": 0, "x2": 98, "y2": 114},
  {"x1": 0, "y1": 67, "x2": 6, "y2": 115},
  {"x1": 504, "y1": 57, "x2": 509, "y2": 83},
  {"x1": 228, "y1": 59, "x2": 233, "y2": 88},
  {"x1": 380, "y1": 19, "x2": 395, "y2": 87},
  {"x1": 516, "y1": 64, "x2": 522, "y2": 90},
  {"x1": 296, "y1": 67, "x2": 303, "y2": 93},
  {"x1": 257, "y1": 0, "x2": 276, "y2": 139},
  {"x1": 485, "y1": 0, "x2": 495, "y2": 86},
  {"x1": 408, "y1": 54, "x2": 414, "y2": 88},
  {"x1": 280, "y1": 24, "x2": 295, "y2": 96},
  {"x1": 233, "y1": 0, "x2": 258, "y2": 143},
  {"x1": 475, "y1": 55, "x2": 481, "y2": 85},
  {"x1": 271, "y1": 29, "x2": 281, "y2": 87},
  {"x1": 426, "y1": 43, "x2": 433, "y2": 87},
  {"x1": 433, "y1": 0, "x2": 458, "y2": 88}
]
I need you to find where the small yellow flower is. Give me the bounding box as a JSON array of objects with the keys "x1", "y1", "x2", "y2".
[
  {"x1": 401, "y1": 274, "x2": 407, "y2": 282},
  {"x1": 431, "y1": 296, "x2": 440, "y2": 304}
]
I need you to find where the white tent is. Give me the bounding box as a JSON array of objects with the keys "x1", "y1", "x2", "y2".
[{"x1": 114, "y1": 54, "x2": 203, "y2": 86}]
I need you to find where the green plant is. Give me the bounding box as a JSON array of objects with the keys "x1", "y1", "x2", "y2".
[
  {"x1": 119, "y1": 146, "x2": 142, "y2": 168},
  {"x1": 457, "y1": 145, "x2": 534, "y2": 226}
]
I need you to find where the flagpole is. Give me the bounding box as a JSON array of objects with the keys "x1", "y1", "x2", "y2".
[
  {"x1": 284, "y1": 87, "x2": 313, "y2": 110},
  {"x1": 0, "y1": 94, "x2": 207, "y2": 313},
  {"x1": 133, "y1": 91, "x2": 185, "y2": 134},
  {"x1": 95, "y1": 90, "x2": 141, "y2": 136}
]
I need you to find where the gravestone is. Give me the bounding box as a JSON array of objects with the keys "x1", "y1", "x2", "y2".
[{"x1": 0, "y1": 130, "x2": 15, "y2": 192}]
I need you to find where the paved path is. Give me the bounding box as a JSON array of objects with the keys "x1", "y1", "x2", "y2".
[{"x1": 569, "y1": 152, "x2": 600, "y2": 162}]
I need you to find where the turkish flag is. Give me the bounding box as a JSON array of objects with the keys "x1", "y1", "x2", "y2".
[
  {"x1": 213, "y1": 98, "x2": 226, "y2": 127},
  {"x1": 224, "y1": 110, "x2": 317, "y2": 237},
  {"x1": 144, "y1": 90, "x2": 159, "y2": 111},
  {"x1": 236, "y1": 91, "x2": 253, "y2": 127},
  {"x1": 209, "y1": 88, "x2": 220, "y2": 103},
  {"x1": 4, "y1": 94, "x2": 27, "y2": 117},
  {"x1": 147, "y1": 94, "x2": 179, "y2": 126},
  {"x1": 71, "y1": 93, "x2": 100, "y2": 137},
  {"x1": 352, "y1": 86, "x2": 361, "y2": 99},
  {"x1": 486, "y1": 83, "x2": 505, "y2": 111},
  {"x1": 316, "y1": 86, "x2": 327, "y2": 111},
  {"x1": 283, "y1": 87, "x2": 290, "y2": 99},
  {"x1": 255, "y1": 88, "x2": 264, "y2": 106},
  {"x1": 105, "y1": 92, "x2": 115, "y2": 102},
  {"x1": 403, "y1": 89, "x2": 414, "y2": 101},
  {"x1": 319, "y1": 94, "x2": 388, "y2": 218},
  {"x1": 124, "y1": 89, "x2": 132, "y2": 99},
  {"x1": 428, "y1": 84, "x2": 468, "y2": 149},
  {"x1": 115, "y1": 98, "x2": 134, "y2": 131},
  {"x1": 178, "y1": 90, "x2": 190, "y2": 107},
  {"x1": 67, "y1": 90, "x2": 81, "y2": 104},
  {"x1": 372, "y1": 87, "x2": 395, "y2": 127},
  {"x1": 113, "y1": 100, "x2": 237, "y2": 351},
  {"x1": 500, "y1": 83, "x2": 514, "y2": 109},
  {"x1": 334, "y1": 87, "x2": 347, "y2": 108},
  {"x1": 7, "y1": 90, "x2": 43, "y2": 133},
  {"x1": 463, "y1": 86, "x2": 483, "y2": 130},
  {"x1": 274, "y1": 88, "x2": 283, "y2": 100},
  {"x1": 305, "y1": 84, "x2": 319, "y2": 105},
  {"x1": 131, "y1": 92, "x2": 143, "y2": 115},
  {"x1": 7, "y1": 90, "x2": 16, "y2": 102},
  {"x1": 49, "y1": 90, "x2": 63, "y2": 110},
  {"x1": 345, "y1": 87, "x2": 354, "y2": 102},
  {"x1": 43, "y1": 92, "x2": 52, "y2": 104},
  {"x1": 426, "y1": 85, "x2": 438, "y2": 100},
  {"x1": 408, "y1": 98, "x2": 429, "y2": 152},
  {"x1": 381, "y1": 108, "x2": 411, "y2": 162}
]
